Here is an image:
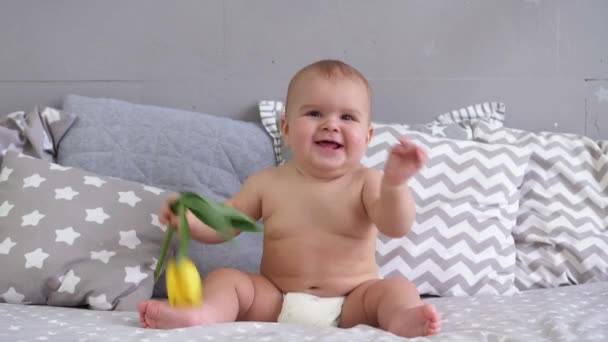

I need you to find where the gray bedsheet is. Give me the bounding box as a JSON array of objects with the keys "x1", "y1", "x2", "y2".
[{"x1": 0, "y1": 282, "x2": 606, "y2": 341}]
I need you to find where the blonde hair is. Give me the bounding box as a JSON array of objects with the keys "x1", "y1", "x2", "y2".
[{"x1": 284, "y1": 59, "x2": 371, "y2": 116}]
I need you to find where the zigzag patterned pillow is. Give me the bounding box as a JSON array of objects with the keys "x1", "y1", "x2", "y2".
[
  {"x1": 472, "y1": 121, "x2": 608, "y2": 290},
  {"x1": 600, "y1": 140, "x2": 608, "y2": 154},
  {"x1": 363, "y1": 125, "x2": 531, "y2": 296}
]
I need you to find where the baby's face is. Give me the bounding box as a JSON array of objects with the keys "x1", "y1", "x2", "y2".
[{"x1": 282, "y1": 73, "x2": 373, "y2": 177}]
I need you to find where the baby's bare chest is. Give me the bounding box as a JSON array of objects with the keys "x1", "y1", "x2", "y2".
[{"x1": 261, "y1": 180, "x2": 370, "y2": 237}]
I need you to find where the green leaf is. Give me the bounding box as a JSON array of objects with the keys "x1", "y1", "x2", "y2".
[
  {"x1": 180, "y1": 193, "x2": 232, "y2": 239},
  {"x1": 180, "y1": 192, "x2": 262, "y2": 236}
]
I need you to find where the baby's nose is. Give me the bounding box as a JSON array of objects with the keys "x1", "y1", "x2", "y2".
[{"x1": 321, "y1": 118, "x2": 339, "y2": 131}]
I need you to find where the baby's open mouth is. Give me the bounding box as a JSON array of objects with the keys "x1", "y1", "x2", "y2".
[{"x1": 315, "y1": 140, "x2": 343, "y2": 149}]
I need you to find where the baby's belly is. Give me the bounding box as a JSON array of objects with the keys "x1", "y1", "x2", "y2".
[{"x1": 260, "y1": 237, "x2": 379, "y2": 297}]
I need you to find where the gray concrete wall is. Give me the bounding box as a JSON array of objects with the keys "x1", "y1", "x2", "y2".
[{"x1": 0, "y1": 0, "x2": 606, "y2": 138}]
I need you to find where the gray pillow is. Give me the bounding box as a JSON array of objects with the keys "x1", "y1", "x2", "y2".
[
  {"x1": 0, "y1": 151, "x2": 167, "y2": 310},
  {"x1": 58, "y1": 95, "x2": 276, "y2": 297}
]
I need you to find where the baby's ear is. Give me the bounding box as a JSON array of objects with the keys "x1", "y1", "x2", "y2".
[
  {"x1": 365, "y1": 124, "x2": 374, "y2": 145},
  {"x1": 280, "y1": 113, "x2": 289, "y2": 137}
]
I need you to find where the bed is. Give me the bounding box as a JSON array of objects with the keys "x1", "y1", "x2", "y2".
[
  {"x1": 0, "y1": 281, "x2": 606, "y2": 341},
  {"x1": 1, "y1": 95, "x2": 607, "y2": 341}
]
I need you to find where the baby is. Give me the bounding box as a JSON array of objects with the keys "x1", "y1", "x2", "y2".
[{"x1": 138, "y1": 59, "x2": 441, "y2": 337}]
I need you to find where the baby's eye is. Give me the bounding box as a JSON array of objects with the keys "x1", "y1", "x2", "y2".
[
  {"x1": 307, "y1": 111, "x2": 321, "y2": 117},
  {"x1": 341, "y1": 113, "x2": 355, "y2": 121}
]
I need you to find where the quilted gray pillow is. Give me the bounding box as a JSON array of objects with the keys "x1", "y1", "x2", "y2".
[
  {"x1": 0, "y1": 151, "x2": 168, "y2": 310},
  {"x1": 472, "y1": 121, "x2": 608, "y2": 290},
  {"x1": 363, "y1": 125, "x2": 532, "y2": 296},
  {"x1": 58, "y1": 95, "x2": 276, "y2": 298}
]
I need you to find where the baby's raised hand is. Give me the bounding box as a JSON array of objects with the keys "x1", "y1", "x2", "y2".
[{"x1": 383, "y1": 137, "x2": 426, "y2": 186}]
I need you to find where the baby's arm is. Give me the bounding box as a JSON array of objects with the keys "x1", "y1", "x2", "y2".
[
  {"x1": 159, "y1": 173, "x2": 264, "y2": 244},
  {"x1": 362, "y1": 137, "x2": 426, "y2": 238},
  {"x1": 362, "y1": 170, "x2": 416, "y2": 238}
]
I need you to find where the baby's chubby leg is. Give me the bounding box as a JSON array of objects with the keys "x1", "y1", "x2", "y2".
[
  {"x1": 138, "y1": 268, "x2": 283, "y2": 329},
  {"x1": 340, "y1": 278, "x2": 441, "y2": 337}
]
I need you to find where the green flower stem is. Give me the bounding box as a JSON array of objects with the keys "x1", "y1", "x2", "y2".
[
  {"x1": 178, "y1": 202, "x2": 190, "y2": 260},
  {"x1": 154, "y1": 228, "x2": 173, "y2": 282}
]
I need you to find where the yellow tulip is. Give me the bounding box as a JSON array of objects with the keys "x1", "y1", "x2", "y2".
[
  {"x1": 166, "y1": 257, "x2": 203, "y2": 307},
  {"x1": 155, "y1": 193, "x2": 261, "y2": 308}
]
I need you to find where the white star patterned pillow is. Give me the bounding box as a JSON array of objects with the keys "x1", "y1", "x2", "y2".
[{"x1": 0, "y1": 151, "x2": 169, "y2": 310}]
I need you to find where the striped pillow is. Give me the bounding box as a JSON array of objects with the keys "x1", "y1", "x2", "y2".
[
  {"x1": 472, "y1": 121, "x2": 608, "y2": 290},
  {"x1": 363, "y1": 125, "x2": 531, "y2": 296},
  {"x1": 434, "y1": 102, "x2": 506, "y2": 125},
  {"x1": 258, "y1": 100, "x2": 505, "y2": 165},
  {"x1": 258, "y1": 100, "x2": 287, "y2": 165}
]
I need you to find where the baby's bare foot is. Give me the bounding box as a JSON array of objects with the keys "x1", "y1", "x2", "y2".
[
  {"x1": 137, "y1": 300, "x2": 217, "y2": 329},
  {"x1": 385, "y1": 304, "x2": 441, "y2": 337}
]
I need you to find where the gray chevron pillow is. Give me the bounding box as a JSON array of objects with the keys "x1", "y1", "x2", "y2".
[
  {"x1": 363, "y1": 125, "x2": 532, "y2": 296},
  {"x1": 600, "y1": 140, "x2": 608, "y2": 154},
  {"x1": 472, "y1": 121, "x2": 608, "y2": 290}
]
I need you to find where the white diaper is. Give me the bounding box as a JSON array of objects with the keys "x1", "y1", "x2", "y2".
[{"x1": 277, "y1": 292, "x2": 345, "y2": 328}]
